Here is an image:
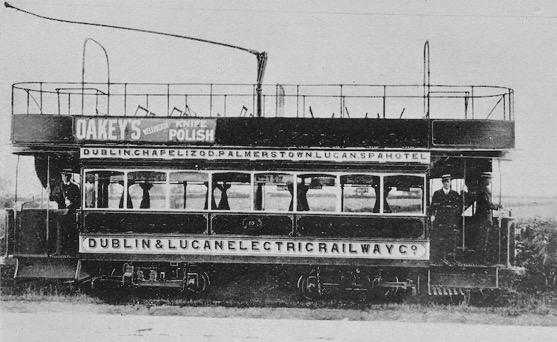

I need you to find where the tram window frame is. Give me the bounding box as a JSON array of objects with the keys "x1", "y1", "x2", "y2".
[
  {"x1": 211, "y1": 171, "x2": 252, "y2": 211},
  {"x1": 82, "y1": 169, "x2": 426, "y2": 216},
  {"x1": 253, "y1": 172, "x2": 294, "y2": 213},
  {"x1": 383, "y1": 174, "x2": 426, "y2": 215},
  {"x1": 83, "y1": 169, "x2": 211, "y2": 211},
  {"x1": 296, "y1": 173, "x2": 339, "y2": 213},
  {"x1": 83, "y1": 170, "x2": 127, "y2": 209},
  {"x1": 340, "y1": 174, "x2": 379, "y2": 214},
  {"x1": 127, "y1": 171, "x2": 168, "y2": 210},
  {"x1": 168, "y1": 171, "x2": 209, "y2": 211}
]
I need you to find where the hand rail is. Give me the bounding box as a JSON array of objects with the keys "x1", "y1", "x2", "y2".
[{"x1": 11, "y1": 82, "x2": 514, "y2": 120}]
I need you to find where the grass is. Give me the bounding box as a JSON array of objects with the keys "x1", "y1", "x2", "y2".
[
  {"x1": 2, "y1": 292, "x2": 557, "y2": 327},
  {"x1": 2, "y1": 265, "x2": 557, "y2": 326},
  {"x1": 1, "y1": 201, "x2": 557, "y2": 325}
]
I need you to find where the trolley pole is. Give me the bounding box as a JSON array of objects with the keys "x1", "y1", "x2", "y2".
[
  {"x1": 256, "y1": 52, "x2": 268, "y2": 117},
  {"x1": 423, "y1": 40, "x2": 430, "y2": 118},
  {"x1": 6, "y1": 2, "x2": 268, "y2": 117}
]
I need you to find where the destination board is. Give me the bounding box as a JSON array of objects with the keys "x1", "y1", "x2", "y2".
[{"x1": 80, "y1": 147, "x2": 431, "y2": 163}]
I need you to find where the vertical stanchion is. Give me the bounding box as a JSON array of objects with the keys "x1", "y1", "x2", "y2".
[
  {"x1": 39, "y1": 82, "x2": 43, "y2": 114},
  {"x1": 296, "y1": 85, "x2": 300, "y2": 118},
  {"x1": 503, "y1": 94, "x2": 506, "y2": 120},
  {"x1": 13, "y1": 156, "x2": 20, "y2": 255},
  {"x1": 471, "y1": 86, "x2": 475, "y2": 119},
  {"x1": 464, "y1": 91, "x2": 469, "y2": 119},
  {"x1": 462, "y1": 160, "x2": 467, "y2": 251},
  {"x1": 46, "y1": 155, "x2": 50, "y2": 256},
  {"x1": 209, "y1": 84, "x2": 213, "y2": 117},
  {"x1": 382, "y1": 85, "x2": 386, "y2": 118},
  {"x1": 423, "y1": 41, "x2": 430, "y2": 118},
  {"x1": 498, "y1": 160, "x2": 503, "y2": 265},
  {"x1": 167, "y1": 84, "x2": 170, "y2": 116},
  {"x1": 339, "y1": 85, "x2": 343, "y2": 118},
  {"x1": 11, "y1": 85, "x2": 15, "y2": 115},
  {"x1": 252, "y1": 84, "x2": 256, "y2": 117},
  {"x1": 124, "y1": 83, "x2": 127, "y2": 116}
]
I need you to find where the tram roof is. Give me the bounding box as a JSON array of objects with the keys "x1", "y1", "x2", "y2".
[{"x1": 9, "y1": 82, "x2": 514, "y2": 155}]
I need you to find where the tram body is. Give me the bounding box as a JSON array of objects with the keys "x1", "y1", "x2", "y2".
[{"x1": 4, "y1": 82, "x2": 523, "y2": 297}]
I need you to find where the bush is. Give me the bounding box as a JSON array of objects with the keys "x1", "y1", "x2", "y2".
[{"x1": 515, "y1": 217, "x2": 557, "y2": 294}]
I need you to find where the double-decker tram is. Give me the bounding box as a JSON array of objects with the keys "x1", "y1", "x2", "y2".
[
  {"x1": 5, "y1": 78, "x2": 524, "y2": 299},
  {"x1": 3, "y1": 34, "x2": 524, "y2": 298}
]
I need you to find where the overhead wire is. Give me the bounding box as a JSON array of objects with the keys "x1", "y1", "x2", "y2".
[{"x1": 8, "y1": 2, "x2": 557, "y2": 19}]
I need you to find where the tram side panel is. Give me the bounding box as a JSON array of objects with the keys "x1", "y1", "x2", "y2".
[
  {"x1": 6, "y1": 115, "x2": 522, "y2": 291},
  {"x1": 4, "y1": 208, "x2": 77, "y2": 256}
]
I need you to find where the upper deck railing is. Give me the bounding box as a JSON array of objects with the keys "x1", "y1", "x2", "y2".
[{"x1": 12, "y1": 82, "x2": 514, "y2": 121}]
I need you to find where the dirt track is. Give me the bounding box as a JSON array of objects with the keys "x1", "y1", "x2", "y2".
[
  {"x1": 2, "y1": 310, "x2": 556, "y2": 342},
  {"x1": 1, "y1": 301, "x2": 556, "y2": 342}
]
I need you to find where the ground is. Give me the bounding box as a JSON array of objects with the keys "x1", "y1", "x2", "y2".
[{"x1": 1, "y1": 301, "x2": 556, "y2": 342}]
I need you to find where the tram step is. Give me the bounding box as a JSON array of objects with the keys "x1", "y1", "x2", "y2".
[
  {"x1": 14, "y1": 256, "x2": 79, "y2": 279},
  {"x1": 428, "y1": 286, "x2": 464, "y2": 296},
  {"x1": 430, "y1": 265, "x2": 498, "y2": 288}
]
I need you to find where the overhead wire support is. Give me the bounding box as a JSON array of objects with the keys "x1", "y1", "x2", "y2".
[
  {"x1": 5, "y1": 2, "x2": 268, "y2": 117},
  {"x1": 423, "y1": 40, "x2": 430, "y2": 118}
]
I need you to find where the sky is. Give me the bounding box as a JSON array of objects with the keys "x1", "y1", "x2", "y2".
[{"x1": 0, "y1": 0, "x2": 556, "y2": 198}]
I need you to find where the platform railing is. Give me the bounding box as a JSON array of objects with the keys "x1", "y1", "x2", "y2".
[{"x1": 12, "y1": 82, "x2": 514, "y2": 121}]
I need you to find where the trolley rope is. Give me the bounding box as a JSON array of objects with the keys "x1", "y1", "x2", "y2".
[{"x1": 4, "y1": 2, "x2": 260, "y2": 56}]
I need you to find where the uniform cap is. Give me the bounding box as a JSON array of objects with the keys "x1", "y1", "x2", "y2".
[
  {"x1": 481, "y1": 172, "x2": 493, "y2": 178},
  {"x1": 441, "y1": 174, "x2": 452, "y2": 180}
]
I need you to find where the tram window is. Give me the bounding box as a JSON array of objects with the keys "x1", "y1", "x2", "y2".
[
  {"x1": 341, "y1": 175, "x2": 378, "y2": 213},
  {"x1": 384, "y1": 175, "x2": 424, "y2": 214},
  {"x1": 254, "y1": 173, "x2": 293, "y2": 212},
  {"x1": 169, "y1": 172, "x2": 208, "y2": 210},
  {"x1": 298, "y1": 174, "x2": 337, "y2": 212},
  {"x1": 84, "y1": 171, "x2": 125, "y2": 209},
  {"x1": 128, "y1": 171, "x2": 167, "y2": 210},
  {"x1": 212, "y1": 172, "x2": 251, "y2": 211}
]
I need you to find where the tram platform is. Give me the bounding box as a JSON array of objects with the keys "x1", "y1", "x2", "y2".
[{"x1": 429, "y1": 262, "x2": 525, "y2": 289}]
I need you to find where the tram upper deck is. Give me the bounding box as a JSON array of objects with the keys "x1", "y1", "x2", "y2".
[{"x1": 10, "y1": 82, "x2": 514, "y2": 154}]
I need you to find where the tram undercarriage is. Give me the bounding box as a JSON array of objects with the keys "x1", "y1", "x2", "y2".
[
  {"x1": 76, "y1": 261, "x2": 422, "y2": 299},
  {"x1": 296, "y1": 266, "x2": 419, "y2": 300},
  {"x1": 81, "y1": 261, "x2": 211, "y2": 295},
  {"x1": 4, "y1": 249, "x2": 524, "y2": 303}
]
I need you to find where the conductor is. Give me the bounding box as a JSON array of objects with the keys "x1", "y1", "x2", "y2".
[
  {"x1": 51, "y1": 172, "x2": 81, "y2": 254},
  {"x1": 430, "y1": 174, "x2": 462, "y2": 262},
  {"x1": 475, "y1": 172, "x2": 501, "y2": 262},
  {"x1": 52, "y1": 172, "x2": 81, "y2": 210}
]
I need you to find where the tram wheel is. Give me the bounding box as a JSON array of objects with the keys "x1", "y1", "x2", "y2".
[
  {"x1": 297, "y1": 272, "x2": 322, "y2": 301},
  {"x1": 181, "y1": 271, "x2": 210, "y2": 295},
  {"x1": 366, "y1": 275, "x2": 412, "y2": 301}
]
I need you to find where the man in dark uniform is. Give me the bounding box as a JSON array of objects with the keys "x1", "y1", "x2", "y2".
[
  {"x1": 430, "y1": 174, "x2": 462, "y2": 262},
  {"x1": 51, "y1": 172, "x2": 81, "y2": 254},
  {"x1": 474, "y1": 172, "x2": 501, "y2": 262},
  {"x1": 52, "y1": 172, "x2": 81, "y2": 210}
]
